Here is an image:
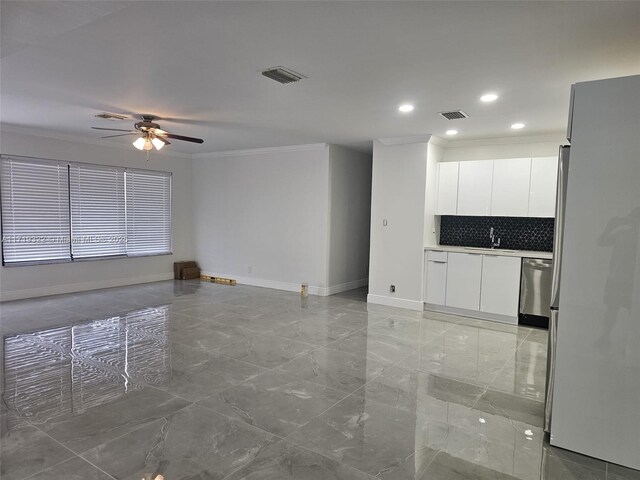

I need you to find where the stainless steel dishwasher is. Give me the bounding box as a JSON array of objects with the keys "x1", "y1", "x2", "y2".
[{"x1": 519, "y1": 258, "x2": 553, "y2": 328}]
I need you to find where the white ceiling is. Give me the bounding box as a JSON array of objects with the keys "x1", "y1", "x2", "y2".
[{"x1": 2, "y1": 1, "x2": 639, "y2": 154}]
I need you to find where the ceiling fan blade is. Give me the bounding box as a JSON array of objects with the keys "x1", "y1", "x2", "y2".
[
  {"x1": 91, "y1": 127, "x2": 136, "y2": 132},
  {"x1": 162, "y1": 133, "x2": 204, "y2": 144},
  {"x1": 102, "y1": 133, "x2": 138, "y2": 138}
]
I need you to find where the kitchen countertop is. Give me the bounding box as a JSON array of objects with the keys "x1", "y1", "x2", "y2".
[{"x1": 425, "y1": 245, "x2": 553, "y2": 260}]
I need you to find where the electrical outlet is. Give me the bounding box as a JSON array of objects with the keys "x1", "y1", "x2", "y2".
[{"x1": 390, "y1": 285, "x2": 395, "y2": 293}]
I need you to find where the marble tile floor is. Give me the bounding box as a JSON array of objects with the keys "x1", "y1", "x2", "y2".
[{"x1": 0, "y1": 281, "x2": 638, "y2": 480}]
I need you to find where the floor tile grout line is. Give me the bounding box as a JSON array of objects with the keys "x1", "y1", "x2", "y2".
[
  {"x1": 216, "y1": 430, "x2": 374, "y2": 480},
  {"x1": 274, "y1": 384, "x2": 440, "y2": 480},
  {"x1": 166, "y1": 322, "x2": 371, "y2": 401},
  {"x1": 28, "y1": 395, "x2": 197, "y2": 461},
  {"x1": 23, "y1": 428, "x2": 118, "y2": 480},
  {"x1": 479, "y1": 328, "x2": 548, "y2": 400},
  {"x1": 194, "y1": 397, "x2": 293, "y2": 440},
  {"x1": 16, "y1": 457, "x2": 77, "y2": 480}
]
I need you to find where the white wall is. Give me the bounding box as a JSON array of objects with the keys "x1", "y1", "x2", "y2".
[
  {"x1": 442, "y1": 133, "x2": 566, "y2": 162},
  {"x1": 327, "y1": 145, "x2": 371, "y2": 293},
  {"x1": 0, "y1": 129, "x2": 194, "y2": 301},
  {"x1": 424, "y1": 138, "x2": 443, "y2": 246},
  {"x1": 192, "y1": 144, "x2": 331, "y2": 295},
  {"x1": 368, "y1": 137, "x2": 429, "y2": 310}
]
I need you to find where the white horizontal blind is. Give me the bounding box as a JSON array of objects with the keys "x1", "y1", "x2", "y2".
[
  {"x1": 125, "y1": 169, "x2": 171, "y2": 256},
  {"x1": 1, "y1": 156, "x2": 71, "y2": 264},
  {"x1": 70, "y1": 163, "x2": 126, "y2": 259}
]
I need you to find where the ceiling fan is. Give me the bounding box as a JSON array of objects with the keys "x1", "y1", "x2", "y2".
[{"x1": 92, "y1": 115, "x2": 204, "y2": 152}]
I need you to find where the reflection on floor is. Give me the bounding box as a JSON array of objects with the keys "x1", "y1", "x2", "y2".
[{"x1": 0, "y1": 281, "x2": 636, "y2": 479}]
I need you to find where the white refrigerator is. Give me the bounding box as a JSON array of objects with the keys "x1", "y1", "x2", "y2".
[{"x1": 549, "y1": 75, "x2": 640, "y2": 470}]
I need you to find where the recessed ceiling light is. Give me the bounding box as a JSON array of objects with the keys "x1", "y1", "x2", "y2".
[
  {"x1": 480, "y1": 93, "x2": 499, "y2": 103},
  {"x1": 511, "y1": 122, "x2": 525, "y2": 130},
  {"x1": 446, "y1": 129, "x2": 458, "y2": 136},
  {"x1": 398, "y1": 104, "x2": 414, "y2": 113}
]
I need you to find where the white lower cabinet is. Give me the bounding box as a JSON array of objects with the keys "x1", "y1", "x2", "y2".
[
  {"x1": 445, "y1": 253, "x2": 482, "y2": 310},
  {"x1": 425, "y1": 251, "x2": 448, "y2": 305},
  {"x1": 425, "y1": 249, "x2": 524, "y2": 322},
  {"x1": 480, "y1": 255, "x2": 522, "y2": 317}
]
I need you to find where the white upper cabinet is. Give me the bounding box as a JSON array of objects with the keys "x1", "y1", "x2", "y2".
[
  {"x1": 528, "y1": 156, "x2": 558, "y2": 217},
  {"x1": 436, "y1": 162, "x2": 459, "y2": 215},
  {"x1": 457, "y1": 160, "x2": 493, "y2": 216},
  {"x1": 434, "y1": 156, "x2": 557, "y2": 217},
  {"x1": 490, "y1": 158, "x2": 531, "y2": 217},
  {"x1": 480, "y1": 255, "x2": 521, "y2": 318}
]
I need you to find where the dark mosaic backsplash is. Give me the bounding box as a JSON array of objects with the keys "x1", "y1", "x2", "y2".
[{"x1": 440, "y1": 216, "x2": 555, "y2": 252}]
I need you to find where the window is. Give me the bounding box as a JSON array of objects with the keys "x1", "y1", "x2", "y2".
[
  {"x1": 70, "y1": 163, "x2": 126, "y2": 259},
  {"x1": 1, "y1": 156, "x2": 71, "y2": 264},
  {"x1": 1, "y1": 155, "x2": 172, "y2": 265},
  {"x1": 125, "y1": 169, "x2": 172, "y2": 257}
]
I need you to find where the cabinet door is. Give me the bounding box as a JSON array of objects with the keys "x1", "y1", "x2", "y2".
[
  {"x1": 491, "y1": 158, "x2": 531, "y2": 216},
  {"x1": 457, "y1": 160, "x2": 493, "y2": 216},
  {"x1": 480, "y1": 255, "x2": 521, "y2": 317},
  {"x1": 445, "y1": 253, "x2": 482, "y2": 310},
  {"x1": 425, "y1": 259, "x2": 448, "y2": 305},
  {"x1": 528, "y1": 156, "x2": 558, "y2": 217},
  {"x1": 436, "y1": 162, "x2": 459, "y2": 215}
]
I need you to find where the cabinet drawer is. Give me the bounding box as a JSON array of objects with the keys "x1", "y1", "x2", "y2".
[{"x1": 427, "y1": 250, "x2": 448, "y2": 262}]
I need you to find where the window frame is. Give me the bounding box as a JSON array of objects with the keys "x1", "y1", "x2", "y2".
[{"x1": 1, "y1": 154, "x2": 173, "y2": 267}]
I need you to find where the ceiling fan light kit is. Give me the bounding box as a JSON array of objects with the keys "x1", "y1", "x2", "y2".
[
  {"x1": 151, "y1": 137, "x2": 165, "y2": 150},
  {"x1": 92, "y1": 115, "x2": 204, "y2": 156},
  {"x1": 132, "y1": 136, "x2": 148, "y2": 150}
]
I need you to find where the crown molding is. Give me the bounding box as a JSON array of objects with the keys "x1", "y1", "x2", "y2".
[
  {"x1": 428, "y1": 135, "x2": 448, "y2": 147},
  {"x1": 0, "y1": 124, "x2": 192, "y2": 160},
  {"x1": 377, "y1": 135, "x2": 432, "y2": 146},
  {"x1": 444, "y1": 131, "x2": 566, "y2": 148},
  {"x1": 192, "y1": 143, "x2": 329, "y2": 159}
]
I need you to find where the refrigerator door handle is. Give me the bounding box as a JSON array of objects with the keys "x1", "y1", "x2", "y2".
[
  {"x1": 545, "y1": 308, "x2": 559, "y2": 432},
  {"x1": 550, "y1": 146, "x2": 570, "y2": 309}
]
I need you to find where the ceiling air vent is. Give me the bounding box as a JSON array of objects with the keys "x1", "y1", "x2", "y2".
[
  {"x1": 438, "y1": 110, "x2": 469, "y2": 120},
  {"x1": 95, "y1": 112, "x2": 128, "y2": 121},
  {"x1": 261, "y1": 66, "x2": 306, "y2": 84}
]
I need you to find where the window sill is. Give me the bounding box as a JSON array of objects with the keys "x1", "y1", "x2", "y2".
[{"x1": 2, "y1": 251, "x2": 173, "y2": 267}]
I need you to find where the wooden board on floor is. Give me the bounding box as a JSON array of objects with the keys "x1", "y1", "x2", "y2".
[{"x1": 200, "y1": 275, "x2": 237, "y2": 286}]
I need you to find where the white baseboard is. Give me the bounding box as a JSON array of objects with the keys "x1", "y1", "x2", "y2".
[
  {"x1": 201, "y1": 272, "x2": 367, "y2": 297},
  {"x1": 424, "y1": 303, "x2": 518, "y2": 325},
  {"x1": 0, "y1": 273, "x2": 174, "y2": 302},
  {"x1": 367, "y1": 293, "x2": 424, "y2": 311},
  {"x1": 321, "y1": 278, "x2": 368, "y2": 296},
  {"x1": 201, "y1": 271, "x2": 326, "y2": 296}
]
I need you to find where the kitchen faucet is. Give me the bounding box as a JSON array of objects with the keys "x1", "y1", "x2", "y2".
[{"x1": 489, "y1": 227, "x2": 501, "y2": 249}]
